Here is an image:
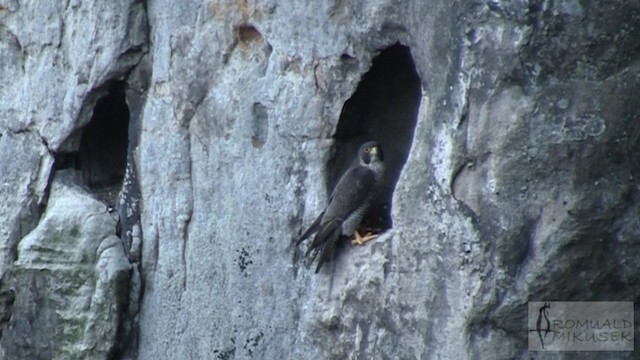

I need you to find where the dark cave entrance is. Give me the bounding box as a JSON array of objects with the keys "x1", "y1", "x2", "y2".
[
  {"x1": 55, "y1": 81, "x2": 130, "y2": 206},
  {"x1": 80, "y1": 82, "x2": 129, "y2": 185},
  {"x1": 329, "y1": 43, "x2": 422, "y2": 232}
]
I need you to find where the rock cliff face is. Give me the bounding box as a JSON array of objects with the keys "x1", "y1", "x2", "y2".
[{"x1": 1, "y1": 1, "x2": 639, "y2": 359}]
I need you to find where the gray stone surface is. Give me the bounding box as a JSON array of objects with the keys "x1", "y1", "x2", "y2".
[
  {"x1": 1, "y1": 0, "x2": 640, "y2": 359},
  {"x1": 0, "y1": 1, "x2": 145, "y2": 359},
  {"x1": 0, "y1": 0, "x2": 146, "y2": 275},
  {"x1": 0, "y1": 174, "x2": 131, "y2": 360}
]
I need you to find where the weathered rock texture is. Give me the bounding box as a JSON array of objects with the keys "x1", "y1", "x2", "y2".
[
  {"x1": 0, "y1": 1, "x2": 145, "y2": 359},
  {"x1": 0, "y1": 173, "x2": 131, "y2": 359},
  {"x1": 1, "y1": 0, "x2": 639, "y2": 359}
]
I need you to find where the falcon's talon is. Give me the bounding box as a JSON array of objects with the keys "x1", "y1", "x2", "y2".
[{"x1": 351, "y1": 230, "x2": 378, "y2": 245}]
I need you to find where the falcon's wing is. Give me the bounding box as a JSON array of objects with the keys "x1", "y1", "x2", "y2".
[
  {"x1": 296, "y1": 165, "x2": 377, "y2": 273},
  {"x1": 324, "y1": 165, "x2": 377, "y2": 220}
]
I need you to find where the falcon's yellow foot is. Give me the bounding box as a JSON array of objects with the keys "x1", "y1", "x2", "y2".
[{"x1": 351, "y1": 230, "x2": 378, "y2": 245}]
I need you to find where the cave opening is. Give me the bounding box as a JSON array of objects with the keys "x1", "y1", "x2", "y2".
[
  {"x1": 329, "y1": 43, "x2": 422, "y2": 232},
  {"x1": 70, "y1": 81, "x2": 130, "y2": 206},
  {"x1": 52, "y1": 81, "x2": 130, "y2": 206}
]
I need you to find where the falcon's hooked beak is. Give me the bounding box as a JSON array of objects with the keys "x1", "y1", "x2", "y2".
[
  {"x1": 361, "y1": 142, "x2": 384, "y2": 164},
  {"x1": 370, "y1": 145, "x2": 383, "y2": 161}
]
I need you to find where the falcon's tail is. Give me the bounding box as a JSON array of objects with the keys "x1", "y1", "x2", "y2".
[
  {"x1": 295, "y1": 211, "x2": 324, "y2": 247},
  {"x1": 307, "y1": 219, "x2": 342, "y2": 273}
]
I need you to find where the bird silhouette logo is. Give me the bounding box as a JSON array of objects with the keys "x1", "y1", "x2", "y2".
[{"x1": 529, "y1": 302, "x2": 560, "y2": 349}]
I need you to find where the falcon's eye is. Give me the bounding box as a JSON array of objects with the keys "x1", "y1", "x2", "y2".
[{"x1": 364, "y1": 147, "x2": 371, "y2": 153}]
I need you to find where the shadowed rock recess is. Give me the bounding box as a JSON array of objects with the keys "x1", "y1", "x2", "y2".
[
  {"x1": 1, "y1": 1, "x2": 640, "y2": 360},
  {"x1": 79, "y1": 81, "x2": 130, "y2": 203},
  {"x1": 330, "y1": 43, "x2": 421, "y2": 232}
]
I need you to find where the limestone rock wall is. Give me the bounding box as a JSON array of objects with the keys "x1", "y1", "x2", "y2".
[
  {"x1": 0, "y1": 1, "x2": 145, "y2": 359},
  {"x1": 1, "y1": 174, "x2": 131, "y2": 359},
  {"x1": 0, "y1": 0, "x2": 639, "y2": 359}
]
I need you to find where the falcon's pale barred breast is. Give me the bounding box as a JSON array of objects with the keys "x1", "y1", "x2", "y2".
[{"x1": 296, "y1": 141, "x2": 385, "y2": 273}]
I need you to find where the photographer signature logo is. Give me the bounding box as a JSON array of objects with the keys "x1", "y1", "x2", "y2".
[
  {"x1": 527, "y1": 301, "x2": 634, "y2": 351},
  {"x1": 529, "y1": 302, "x2": 559, "y2": 349}
]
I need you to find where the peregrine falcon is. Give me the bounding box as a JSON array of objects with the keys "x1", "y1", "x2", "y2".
[{"x1": 296, "y1": 141, "x2": 385, "y2": 273}]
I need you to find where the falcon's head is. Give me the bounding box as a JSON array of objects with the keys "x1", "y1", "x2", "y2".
[{"x1": 359, "y1": 141, "x2": 384, "y2": 166}]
